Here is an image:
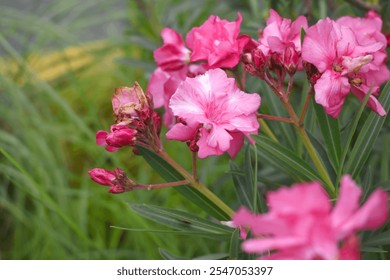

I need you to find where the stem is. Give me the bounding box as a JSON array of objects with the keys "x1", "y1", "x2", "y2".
[
  {"x1": 282, "y1": 101, "x2": 336, "y2": 196},
  {"x1": 258, "y1": 113, "x2": 293, "y2": 123},
  {"x1": 299, "y1": 86, "x2": 313, "y2": 124},
  {"x1": 192, "y1": 152, "x2": 198, "y2": 182},
  {"x1": 134, "y1": 180, "x2": 190, "y2": 190},
  {"x1": 286, "y1": 74, "x2": 294, "y2": 99},
  {"x1": 157, "y1": 150, "x2": 234, "y2": 217},
  {"x1": 252, "y1": 143, "x2": 258, "y2": 212},
  {"x1": 259, "y1": 119, "x2": 278, "y2": 142}
]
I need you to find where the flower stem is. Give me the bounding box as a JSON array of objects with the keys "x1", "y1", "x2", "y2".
[
  {"x1": 259, "y1": 119, "x2": 278, "y2": 142},
  {"x1": 258, "y1": 113, "x2": 293, "y2": 123},
  {"x1": 157, "y1": 150, "x2": 234, "y2": 217},
  {"x1": 283, "y1": 101, "x2": 336, "y2": 196},
  {"x1": 133, "y1": 180, "x2": 190, "y2": 190}
]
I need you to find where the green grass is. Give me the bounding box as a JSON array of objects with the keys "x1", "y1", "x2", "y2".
[{"x1": 0, "y1": 0, "x2": 389, "y2": 260}]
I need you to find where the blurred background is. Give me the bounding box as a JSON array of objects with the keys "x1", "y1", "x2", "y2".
[{"x1": 0, "y1": 0, "x2": 389, "y2": 259}]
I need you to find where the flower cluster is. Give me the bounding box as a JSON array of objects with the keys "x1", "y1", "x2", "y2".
[
  {"x1": 302, "y1": 12, "x2": 389, "y2": 117},
  {"x1": 233, "y1": 175, "x2": 388, "y2": 260},
  {"x1": 88, "y1": 8, "x2": 389, "y2": 261}
]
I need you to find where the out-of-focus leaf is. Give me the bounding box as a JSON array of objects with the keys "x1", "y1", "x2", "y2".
[
  {"x1": 229, "y1": 228, "x2": 240, "y2": 260},
  {"x1": 314, "y1": 103, "x2": 342, "y2": 171},
  {"x1": 345, "y1": 81, "x2": 390, "y2": 177},
  {"x1": 364, "y1": 229, "x2": 390, "y2": 247},
  {"x1": 159, "y1": 248, "x2": 188, "y2": 260},
  {"x1": 254, "y1": 135, "x2": 324, "y2": 184},
  {"x1": 137, "y1": 146, "x2": 230, "y2": 220},
  {"x1": 130, "y1": 204, "x2": 233, "y2": 238}
]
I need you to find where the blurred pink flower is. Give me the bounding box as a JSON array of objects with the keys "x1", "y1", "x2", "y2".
[
  {"x1": 233, "y1": 175, "x2": 389, "y2": 260},
  {"x1": 166, "y1": 68, "x2": 260, "y2": 158},
  {"x1": 302, "y1": 17, "x2": 388, "y2": 118},
  {"x1": 153, "y1": 28, "x2": 190, "y2": 71},
  {"x1": 186, "y1": 13, "x2": 249, "y2": 68}
]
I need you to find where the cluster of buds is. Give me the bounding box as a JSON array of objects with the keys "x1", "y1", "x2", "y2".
[
  {"x1": 96, "y1": 82, "x2": 162, "y2": 153},
  {"x1": 88, "y1": 168, "x2": 136, "y2": 194}
]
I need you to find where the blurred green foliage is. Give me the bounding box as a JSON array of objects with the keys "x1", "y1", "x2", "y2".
[{"x1": 0, "y1": 0, "x2": 389, "y2": 259}]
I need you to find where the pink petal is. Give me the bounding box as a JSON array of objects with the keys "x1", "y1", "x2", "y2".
[
  {"x1": 332, "y1": 175, "x2": 362, "y2": 229},
  {"x1": 337, "y1": 188, "x2": 388, "y2": 238},
  {"x1": 166, "y1": 123, "x2": 198, "y2": 141},
  {"x1": 302, "y1": 18, "x2": 338, "y2": 72},
  {"x1": 242, "y1": 236, "x2": 304, "y2": 254},
  {"x1": 338, "y1": 235, "x2": 361, "y2": 260},
  {"x1": 314, "y1": 70, "x2": 350, "y2": 118},
  {"x1": 227, "y1": 131, "x2": 244, "y2": 158},
  {"x1": 96, "y1": 130, "x2": 108, "y2": 146},
  {"x1": 267, "y1": 182, "x2": 331, "y2": 215}
]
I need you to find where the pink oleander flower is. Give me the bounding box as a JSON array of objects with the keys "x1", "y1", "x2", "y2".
[
  {"x1": 302, "y1": 17, "x2": 388, "y2": 118},
  {"x1": 88, "y1": 168, "x2": 134, "y2": 194},
  {"x1": 233, "y1": 175, "x2": 389, "y2": 260},
  {"x1": 259, "y1": 9, "x2": 308, "y2": 56},
  {"x1": 147, "y1": 64, "x2": 206, "y2": 127},
  {"x1": 153, "y1": 28, "x2": 190, "y2": 71},
  {"x1": 186, "y1": 13, "x2": 249, "y2": 69},
  {"x1": 166, "y1": 68, "x2": 260, "y2": 158}
]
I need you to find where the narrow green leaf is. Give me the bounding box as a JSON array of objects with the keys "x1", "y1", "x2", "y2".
[
  {"x1": 130, "y1": 204, "x2": 233, "y2": 236},
  {"x1": 314, "y1": 103, "x2": 342, "y2": 171},
  {"x1": 137, "y1": 146, "x2": 229, "y2": 220},
  {"x1": 159, "y1": 248, "x2": 188, "y2": 260},
  {"x1": 345, "y1": 81, "x2": 390, "y2": 177},
  {"x1": 364, "y1": 229, "x2": 390, "y2": 247},
  {"x1": 337, "y1": 87, "x2": 373, "y2": 184},
  {"x1": 230, "y1": 162, "x2": 253, "y2": 209},
  {"x1": 229, "y1": 228, "x2": 240, "y2": 260},
  {"x1": 254, "y1": 135, "x2": 324, "y2": 184},
  {"x1": 306, "y1": 130, "x2": 337, "y2": 180}
]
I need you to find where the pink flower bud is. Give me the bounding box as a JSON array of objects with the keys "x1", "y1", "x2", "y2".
[
  {"x1": 88, "y1": 168, "x2": 116, "y2": 186},
  {"x1": 105, "y1": 126, "x2": 136, "y2": 148},
  {"x1": 108, "y1": 185, "x2": 126, "y2": 194}
]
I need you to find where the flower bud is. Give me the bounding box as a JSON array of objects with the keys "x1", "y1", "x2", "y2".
[
  {"x1": 105, "y1": 126, "x2": 136, "y2": 147},
  {"x1": 88, "y1": 168, "x2": 116, "y2": 186}
]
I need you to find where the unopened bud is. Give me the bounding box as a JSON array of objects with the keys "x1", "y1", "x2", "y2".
[
  {"x1": 108, "y1": 185, "x2": 126, "y2": 194},
  {"x1": 88, "y1": 168, "x2": 116, "y2": 186}
]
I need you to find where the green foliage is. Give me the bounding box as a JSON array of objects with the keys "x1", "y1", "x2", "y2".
[{"x1": 0, "y1": 0, "x2": 389, "y2": 260}]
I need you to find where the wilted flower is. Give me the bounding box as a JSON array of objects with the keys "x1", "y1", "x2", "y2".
[
  {"x1": 166, "y1": 68, "x2": 260, "y2": 158},
  {"x1": 96, "y1": 83, "x2": 162, "y2": 152},
  {"x1": 233, "y1": 175, "x2": 389, "y2": 260}
]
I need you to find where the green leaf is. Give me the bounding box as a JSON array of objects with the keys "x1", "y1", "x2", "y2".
[
  {"x1": 130, "y1": 204, "x2": 233, "y2": 238},
  {"x1": 229, "y1": 228, "x2": 240, "y2": 260},
  {"x1": 314, "y1": 103, "x2": 342, "y2": 171},
  {"x1": 364, "y1": 229, "x2": 390, "y2": 247},
  {"x1": 230, "y1": 162, "x2": 253, "y2": 209},
  {"x1": 253, "y1": 135, "x2": 324, "y2": 184},
  {"x1": 159, "y1": 248, "x2": 189, "y2": 260},
  {"x1": 337, "y1": 87, "x2": 373, "y2": 183},
  {"x1": 345, "y1": 81, "x2": 390, "y2": 177},
  {"x1": 137, "y1": 146, "x2": 229, "y2": 220}
]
